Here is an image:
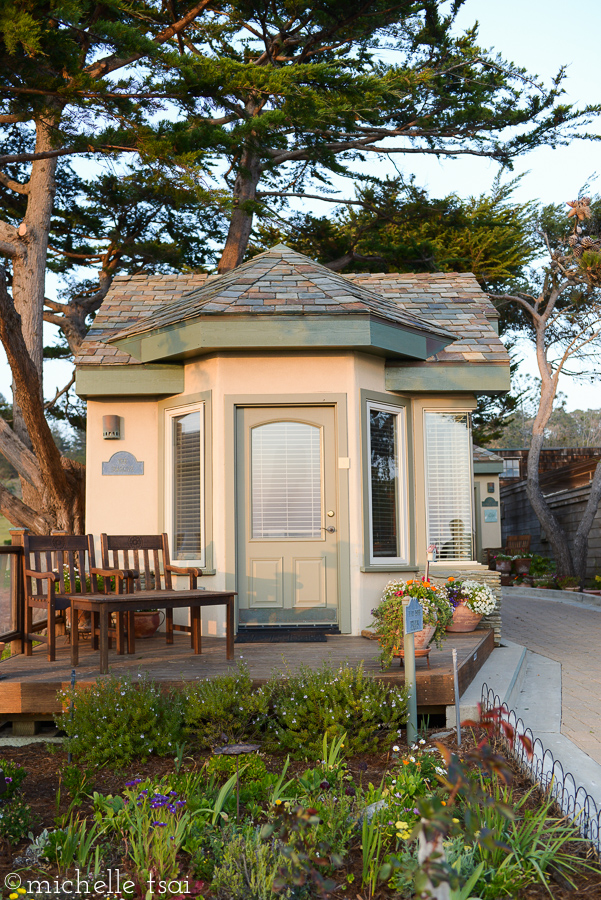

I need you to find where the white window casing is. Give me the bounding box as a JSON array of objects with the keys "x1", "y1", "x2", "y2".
[
  {"x1": 424, "y1": 410, "x2": 474, "y2": 562},
  {"x1": 165, "y1": 402, "x2": 205, "y2": 565},
  {"x1": 367, "y1": 401, "x2": 409, "y2": 565}
]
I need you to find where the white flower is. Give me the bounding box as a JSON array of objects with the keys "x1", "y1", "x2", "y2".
[
  {"x1": 393, "y1": 745, "x2": 400, "y2": 752},
  {"x1": 419, "y1": 739, "x2": 426, "y2": 745},
  {"x1": 409, "y1": 756, "x2": 415, "y2": 762}
]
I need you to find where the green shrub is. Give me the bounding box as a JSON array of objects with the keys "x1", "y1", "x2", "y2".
[
  {"x1": 0, "y1": 760, "x2": 33, "y2": 844},
  {"x1": 183, "y1": 663, "x2": 270, "y2": 748},
  {"x1": 210, "y1": 829, "x2": 297, "y2": 900},
  {"x1": 266, "y1": 662, "x2": 409, "y2": 759},
  {"x1": 55, "y1": 673, "x2": 184, "y2": 767},
  {"x1": 206, "y1": 753, "x2": 268, "y2": 783}
]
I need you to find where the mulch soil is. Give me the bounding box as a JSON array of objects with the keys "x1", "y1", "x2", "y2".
[{"x1": 0, "y1": 731, "x2": 600, "y2": 898}]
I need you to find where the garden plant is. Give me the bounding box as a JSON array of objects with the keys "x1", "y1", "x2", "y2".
[{"x1": 0, "y1": 664, "x2": 597, "y2": 900}]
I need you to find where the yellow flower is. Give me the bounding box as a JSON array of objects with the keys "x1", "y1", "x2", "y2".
[
  {"x1": 275, "y1": 799, "x2": 282, "y2": 806},
  {"x1": 452, "y1": 818, "x2": 460, "y2": 823},
  {"x1": 10, "y1": 893, "x2": 18, "y2": 899}
]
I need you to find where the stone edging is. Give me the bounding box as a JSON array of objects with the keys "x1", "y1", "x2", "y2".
[{"x1": 502, "y1": 585, "x2": 601, "y2": 609}]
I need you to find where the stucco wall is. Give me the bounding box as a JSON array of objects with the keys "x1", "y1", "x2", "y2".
[{"x1": 85, "y1": 352, "x2": 482, "y2": 637}]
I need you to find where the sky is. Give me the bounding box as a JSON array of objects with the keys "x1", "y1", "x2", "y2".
[{"x1": 3, "y1": 0, "x2": 601, "y2": 414}]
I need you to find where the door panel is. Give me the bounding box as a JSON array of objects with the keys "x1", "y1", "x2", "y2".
[{"x1": 237, "y1": 406, "x2": 339, "y2": 626}]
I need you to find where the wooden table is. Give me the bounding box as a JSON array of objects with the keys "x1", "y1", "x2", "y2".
[{"x1": 69, "y1": 589, "x2": 235, "y2": 674}]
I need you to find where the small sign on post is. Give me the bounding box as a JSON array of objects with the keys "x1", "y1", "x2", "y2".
[
  {"x1": 402, "y1": 598, "x2": 421, "y2": 745},
  {"x1": 404, "y1": 597, "x2": 424, "y2": 634}
]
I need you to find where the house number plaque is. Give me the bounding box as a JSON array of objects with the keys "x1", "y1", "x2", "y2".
[{"x1": 102, "y1": 451, "x2": 144, "y2": 476}]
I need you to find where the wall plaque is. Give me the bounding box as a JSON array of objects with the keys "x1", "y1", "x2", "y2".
[
  {"x1": 482, "y1": 496, "x2": 498, "y2": 507},
  {"x1": 484, "y1": 509, "x2": 498, "y2": 523},
  {"x1": 102, "y1": 451, "x2": 144, "y2": 476}
]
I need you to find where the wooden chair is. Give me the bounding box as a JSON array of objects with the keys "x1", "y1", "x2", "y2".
[
  {"x1": 23, "y1": 533, "x2": 131, "y2": 662},
  {"x1": 505, "y1": 535, "x2": 531, "y2": 556},
  {"x1": 100, "y1": 533, "x2": 203, "y2": 645}
]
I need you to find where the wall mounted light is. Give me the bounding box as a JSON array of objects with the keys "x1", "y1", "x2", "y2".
[{"x1": 102, "y1": 415, "x2": 121, "y2": 440}]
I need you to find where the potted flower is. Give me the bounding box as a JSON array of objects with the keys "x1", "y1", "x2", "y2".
[
  {"x1": 493, "y1": 554, "x2": 513, "y2": 575},
  {"x1": 446, "y1": 578, "x2": 497, "y2": 632},
  {"x1": 513, "y1": 553, "x2": 533, "y2": 576},
  {"x1": 557, "y1": 576, "x2": 580, "y2": 592},
  {"x1": 370, "y1": 579, "x2": 453, "y2": 668}
]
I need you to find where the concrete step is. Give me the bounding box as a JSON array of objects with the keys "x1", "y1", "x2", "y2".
[{"x1": 446, "y1": 639, "x2": 527, "y2": 726}]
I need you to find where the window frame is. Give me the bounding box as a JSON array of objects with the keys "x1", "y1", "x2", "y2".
[
  {"x1": 423, "y1": 408, "x2": 475, "y2": 564},
  {"x1": 364, "y1": 397, "x2": 411, "y2": 568},
  {"x1": 163, "y1": 399, "x2": 207, "y2": 568},
  {"x1": 503, "y1": 458, "x2": 521, "y2": 479}
]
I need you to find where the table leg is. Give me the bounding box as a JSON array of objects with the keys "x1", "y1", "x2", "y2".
[
  {"x1": 71, "y1": 603, "x2": 79, "y2": 666},
  {"x1": 191, "y1": 607, "x2": 201, "y2": 654},
  {"x1": 116, "y1": 612, "x2": 125, "y2": 655},
  {"x1": 226, "y1": 597, "x2": 235, "y2": 660},
  {"x1": 99, "y1": 606, "x2": 109, "y2": 675},
  {"x1": 127, "y1": 612, "x2": 135, "y2": 654}
]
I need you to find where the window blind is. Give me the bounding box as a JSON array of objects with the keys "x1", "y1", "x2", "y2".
[
  {"x1": 424, "y1": 412, "x2": 473, "y2": 560},
  {"x1": 369, "y1": 409, "x2": 399, "y2": 557},
  {"x1": 173, "y1": 410, "x2": 202, "y2": 559},
  {"x1": 252, "y1": 421, "x2": 321, "y2": 539}
]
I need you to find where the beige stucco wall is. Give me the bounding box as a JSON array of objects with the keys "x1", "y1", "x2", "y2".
[{"x1": 84, "y1": 351, "x2": 482, "y2": 637}]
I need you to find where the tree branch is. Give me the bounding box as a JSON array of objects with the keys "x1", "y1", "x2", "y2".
[
  {"x1": 0, "y1": 483, "x2": 54, "y2": 533},
  {"x1": 0, "y1": 417, "x2": 44, "y2": 492},
  {"x1": 44, "y1": 373, "x2": 76, "y2": 410},
  {"x1": 0, "y1": 170, "x2": 29, "y2": 195},
  {"x1": 84, "y1": 0, "x2": 214, "y2": 79}
]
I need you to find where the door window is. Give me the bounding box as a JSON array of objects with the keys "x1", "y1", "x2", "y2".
[{"x1": 251, "y1": 421, "x2": 322, "y2": 539}]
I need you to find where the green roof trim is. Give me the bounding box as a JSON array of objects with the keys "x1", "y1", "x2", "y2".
[
  {"x1": 112, "y1": 315, "x2": 452, "y2": 363},
  {"x1": 385, "y1": 363, "x2": 510, "y2": 394},
  {"x1": 76, "y1": 364, "x2": 184, "y2": 398},
  {"x1": 474, "y1": 461, "x2": 504, "y2": 474}
]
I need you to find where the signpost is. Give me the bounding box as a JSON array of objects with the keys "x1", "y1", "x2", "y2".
[{"x1": 402, "y1": 597, "x2": 423, "y2": 745}]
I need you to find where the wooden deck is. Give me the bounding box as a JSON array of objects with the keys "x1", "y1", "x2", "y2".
[{"x1": 0, "y1": 629, "x2": 494, "y2": 720}]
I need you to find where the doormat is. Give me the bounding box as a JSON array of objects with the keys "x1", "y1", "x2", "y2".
[{"x1": 235, "y1": 629, "x2": 328, "y2": 643}]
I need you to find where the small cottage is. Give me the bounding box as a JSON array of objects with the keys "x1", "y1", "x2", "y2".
[{"x1": 75, "y1": 245, "x2": 510, "y2": 638}]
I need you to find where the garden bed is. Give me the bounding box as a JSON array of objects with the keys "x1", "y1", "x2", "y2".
[{"x1": 0, "y1": 662, "x2": 599, "y2": 900}]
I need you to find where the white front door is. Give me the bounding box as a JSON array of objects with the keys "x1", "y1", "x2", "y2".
[{"x1": 236, "y1": 406, "x2": 339, "y2": 626}]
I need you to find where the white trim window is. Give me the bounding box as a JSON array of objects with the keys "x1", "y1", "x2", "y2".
[
  {"x1": 165, "y1": 403, "x2": 205, "y2": 564},
  {"x1": 424, "y1": 411, "x2": 474, "y2": 561},
  {"x1": 367, "y1": 402, "x2": 409, "y2": 564}
]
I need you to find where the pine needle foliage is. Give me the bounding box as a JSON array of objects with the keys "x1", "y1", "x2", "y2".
[{"x1": 265, "y1": 661, "x2": 409, "y2": 760}]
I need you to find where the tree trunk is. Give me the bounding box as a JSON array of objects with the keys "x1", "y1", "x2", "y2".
[
  {"x1": 10, "y1": 116, "x2": 59, "y2": 436},
  {"x1": 0, "y1": 270, "x2": 85, "y2": 534},
  {"x1": 573, "y1": 460, "x2": 601, "y2": 585},
  {"x1": 217, "y1": 148, "x2": 261, "y2": 273}
]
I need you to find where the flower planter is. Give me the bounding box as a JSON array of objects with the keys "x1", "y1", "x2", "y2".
[
  {"x1": 496, "y1": 560, "x2": 512, "y2": 575},
  {"x1": 514, "y1": 558, "x2": 532, "y2": 575},
  {"x1": 392, "y1": 624, "x2": 437, "y2": 657},
  {"x1": 446, "y1": 604, "x2": 483, "y2": 633},
  {"x1": 134, "y1": 611, "x2": 161, "y2": 638}
]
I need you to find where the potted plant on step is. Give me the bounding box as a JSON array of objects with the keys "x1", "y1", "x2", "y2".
[
  {"x1": 370, "y1": 579, "x2": 453, "y2": 668},
  {"x1": 557, "y1": 576, "x2": 580, "y2": 592},
  {"x1": 445, "y1": 578, "x2": 497, "y2": 632}
]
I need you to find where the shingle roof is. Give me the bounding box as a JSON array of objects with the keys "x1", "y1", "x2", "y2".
[
  {"x1": 75, "y1": 246, "x2": 506, "y2": 369},
  {"x1": 108, "y1": 245, "x2": 455, "y2": 344},
  {"x1": 473, "y1": 446, "x2": 504, "y2": 464}
]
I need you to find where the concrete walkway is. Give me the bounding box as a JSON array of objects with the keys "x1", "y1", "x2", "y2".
[{"x1": 502, "y1": 590, "x2": 601, "y2": 763}]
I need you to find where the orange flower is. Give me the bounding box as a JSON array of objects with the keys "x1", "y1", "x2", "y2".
[
  {"x1": 403, "y1": 759, "x2": 410, "y2": 765},
  {"x1": 406, "y1": 579, "x2": 414, "y2": 585},
  {"x1": 447, "y1": 576, "x2": 455, "y2": 582}
]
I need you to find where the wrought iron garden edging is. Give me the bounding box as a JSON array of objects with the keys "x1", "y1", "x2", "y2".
[{"x1": 481, "y1": 683, "x2": 601, "y2": 854}]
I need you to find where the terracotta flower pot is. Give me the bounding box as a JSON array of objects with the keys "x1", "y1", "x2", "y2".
[
  {"x1": 134, "y1": 611, "x2": 161, "y2": 638},
  {"x1": 514, "y1": 558, "x2": 531, "y2": 575},
  {"x1": 496, "y1": 560, "x2": 512, "y2": 574},
  {"x1": 392, "y1": 623, "x2": 437, "y2": 657},
  {"x1": 446, "y1": 604, "x2": 483, "y2": 633}
]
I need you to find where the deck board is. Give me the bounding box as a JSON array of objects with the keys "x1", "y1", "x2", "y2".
[{"x1": 0, "y1": 630, "x2": 494, "y2": 716}]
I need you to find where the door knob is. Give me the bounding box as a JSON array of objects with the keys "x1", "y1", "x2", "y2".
[
  {"x1": 326, "y1": 525, "x2": 336, "y2": 533},
  {"x1": 327, "y1": 510, "x2": 335, "y2": 517}
]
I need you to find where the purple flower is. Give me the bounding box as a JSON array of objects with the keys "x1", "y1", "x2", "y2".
[
  {"x1": 152, "y1": 821, "x2": 167, "y2": 827},
  {"x1": 4, "y1": 777, "x2": 12, "y2": 784},
  {"x1": 125, "y1": 778, "x2": 142, "y2": 786}
]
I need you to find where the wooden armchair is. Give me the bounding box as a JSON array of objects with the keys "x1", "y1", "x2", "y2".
[
  {"x1": 505, "y1": 535, "x2": 531, "y2": 556},
  {"x1": 23, "y1": 532, "x2": 131, "y2": 661},
  {"x1": 100, "y1": 533, "x2": 203, "y2": 645}
]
